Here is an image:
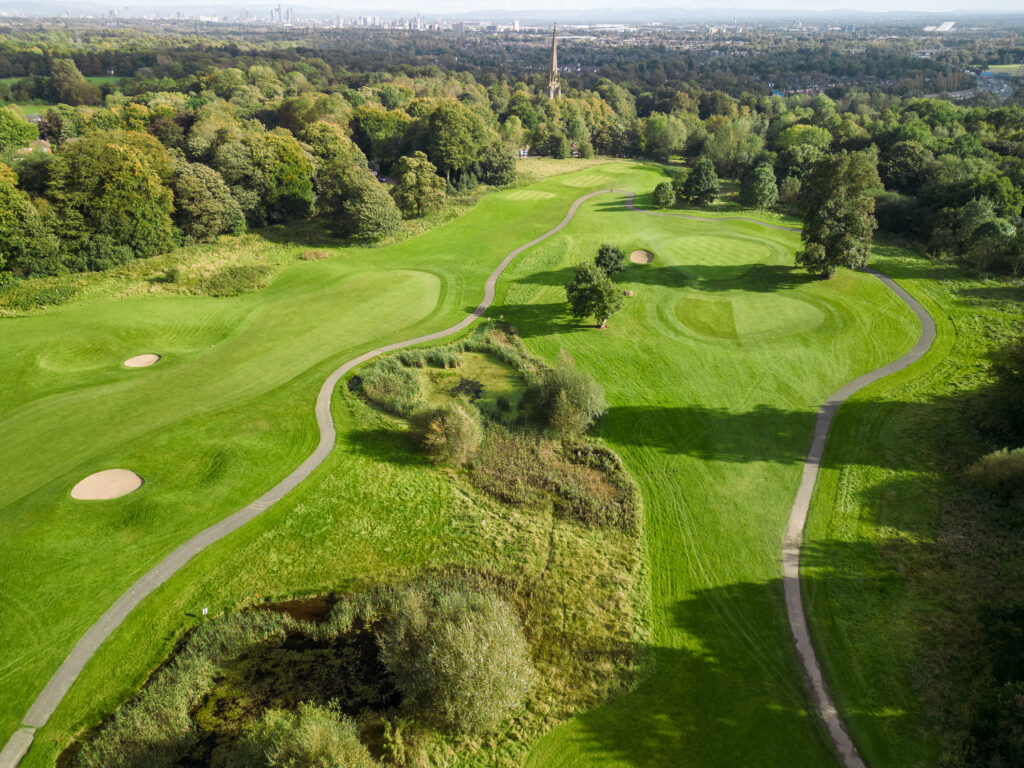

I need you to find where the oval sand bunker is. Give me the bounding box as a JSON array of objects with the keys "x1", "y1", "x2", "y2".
[
  {"x1": 630, "y1": 250, "x2": 654, "y2": 264},
  {"x1": 72, "y1": 469, "x2": 144, "y2": 500},
  {"x1": 124, "y1": 354, "x2": 162, "y2": 368}
]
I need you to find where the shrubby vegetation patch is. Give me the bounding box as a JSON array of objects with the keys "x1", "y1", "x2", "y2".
[
  {"x1": 64, "y1": 575, "x2": 543, "y2": 768},
  {"x1": 353, "y1": 324, "x2": 637, "y2": 530}
]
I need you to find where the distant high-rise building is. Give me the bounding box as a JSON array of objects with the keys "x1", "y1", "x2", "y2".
[
  {"x1": 336, "y1": 14, "x2": 343, "y2": 27},
  {"x1": 548, "y1": 24, "x2": 560, "y2": 99},
  {"x1": 513, "y1": 19, "x2": 519, "y2": 32}
]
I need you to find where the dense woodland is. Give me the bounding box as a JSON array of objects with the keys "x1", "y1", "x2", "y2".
[
  {"x1": 1, "y1": 22, "x2": 1023, "y2": 767},
  {"x1": 0, "y1": 27, "x2": 1023, "y2": 282}
]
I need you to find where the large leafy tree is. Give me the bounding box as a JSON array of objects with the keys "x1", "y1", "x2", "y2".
[
  {"x1": 172, "y1": 162, "x2": 245, "y2": 242},
  {"x1": 681, "y1": 156, "x2": 720, "y2": 206},
  {"x1": 0, "y1": 106, "x2": 37, "y2": 152},
  {"x1": 740, "y1": 162, "x2": 779, "y2": 210},
  {"x1": 565, "y1": 262, "x2": 624, "y2": 328},
  {"x1": 0, "y1": 163, "x2": 60, "y2": 276},
  {"x1": 48, "y1": 58, "x2": 100, "y2": 106},
  {"x1": 643, "y1": 112, "x2": 687, "y2": 160},
  {"x1": 213, "y1": 129, "x2": 315, "y2": 226},
  {"x1": 425, "y1": 100, "x2": 489, "y2": 180},
  {"x1": 352, "y1": 105, "x2": 413, "y2": 165},
  {"x1": 336, "y1": 167, "x2": 402, "y2": 239},
  {"x1": 390, "y1": 151, "x2": 445, "y2": 218},
  {"x1": 796, "y1": 149, "x2": 881, "y2": 277},
  {"x1": 47, "y1": 130, "x2": 176, "y2": 259},
  {"x1": 880, "y1": 140, "x2": 934, "y2": 195},
  {"x1": 477, "y1": 142, "x2": 516, "y2": 186},
  {"x1": 595, "y1": 243, "x2": 625, "y2": 275}
]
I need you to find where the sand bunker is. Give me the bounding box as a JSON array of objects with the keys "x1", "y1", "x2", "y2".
[
  {"x1": 630, "y1": 250, "x2": 654, "y2": 264},
  {"x1": 71, "y1": 469, "x2": 144, "y2": 500},
  {"x1": 124, "y1": 354, "x2": 161, "y2": 368}
]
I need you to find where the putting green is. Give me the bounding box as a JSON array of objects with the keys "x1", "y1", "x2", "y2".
[
  {"x1": 497, "y1": 194, "x2": 921, "y2": 767},
  {"x1": 0, "y1": 162, "x2": 666, "y2": 763},
  {"x1": 2, "y1": 163, "x2": 923, "y2": 768},
  {"x1": 674, "y1": 292, "x2": 828, "y2": 341}
]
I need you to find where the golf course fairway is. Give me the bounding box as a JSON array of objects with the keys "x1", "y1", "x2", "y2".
[{"x1": 0, "y1": 162, "x2": 924, "y2": 767}]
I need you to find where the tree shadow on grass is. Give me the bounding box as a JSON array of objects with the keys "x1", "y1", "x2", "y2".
[
  {"x1": 622, "y1": 263, "x2": 819, "y2": 293},
  {"x1": 470, "y1": 302, "x2": 577, "y2": 338},
  {"x1": 559, "y1": 544, "x2": 937, "y2": 768},
  {"x1": 343, "y1": 428, "x2": 432, "y2": 467},
  {"x1": 956, "y1": 284, "x2": 1024, "y2": 305}
]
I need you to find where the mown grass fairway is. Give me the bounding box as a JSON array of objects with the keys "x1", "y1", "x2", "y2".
[
  {"x1": 1, "y1": 162, "x2": 650, "y2": 763},
  {"x1": 803, "y1": 255, "x2": 1024, "y2": 767},
  {"x1": 494, "y1": 197, "x2": 921, "y2": 766},
  {"x1": 2, "y1": 162, "x2": 923, "y2": 767}
]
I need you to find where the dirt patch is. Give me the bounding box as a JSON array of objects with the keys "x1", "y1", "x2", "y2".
[
  {"x1": 71, "y1": 469, "x2": 144, "y2": 500},
  {"x1": 124, "y1": 354, "x2": 161, "y2": 368},
  {"x1": 629, "y1": 250, "x2": 654, "y2": 264}
]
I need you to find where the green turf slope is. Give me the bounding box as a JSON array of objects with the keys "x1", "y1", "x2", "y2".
[
  {"x1": 1, "y1": 161, "x2": 655, "y2": 762},
  {"x1": 496, "y1": 195, "x2": 922, "y2": 767},
  {"x1": 802, "y1": 252, "x2": 1024, "y2": 768},
  {"x1": 0, "y1": 162, "x2": 622, "y2": 746},
  {"x1": 6, "y1": 163, "x2": 922, "y2": 767}
]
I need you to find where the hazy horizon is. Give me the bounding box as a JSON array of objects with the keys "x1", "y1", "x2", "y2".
[{"x1": 3, "y1": 0, "x2": 1024, "y2": 16}]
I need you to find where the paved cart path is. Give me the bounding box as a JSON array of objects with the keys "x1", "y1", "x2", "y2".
[
  {"x1": 622, "y1": 193, "x2": 936, "y2": 766},
  {"x1": 2, "y1": 190, "x2": 936, "y2": 768},
  {"x1": 0, "y1": 189, "x2": 609, "y2": 768}
]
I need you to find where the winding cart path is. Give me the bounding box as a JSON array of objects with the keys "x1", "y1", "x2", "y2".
[
  {"x1": 621, "y1": 192, "x2": 937, "y2": 767},
  {"x1": 1, "y1": 189, "x2": 936, "y2": 768}
]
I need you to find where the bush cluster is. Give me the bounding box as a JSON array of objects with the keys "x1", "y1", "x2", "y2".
[
  {"x1": 225, "y1": 702, "x2": 378, "y2": 768},
  {"x1": 470, "y1": 428, "x2": 639, "y2": 531},
  {"x1": 378, "y1": 582, "x2": 536, "y2": 735},
  {"x1": 396, "y1": 346, "x2": 463, "y2": 369},
  {"x1": 75, "y1": 611, "x2": 299, "y2": 768},
  {"x1": 73, "y1": 576, "x2": 537, "y2": 766},
  {"x1": 965, "y1": 448, "x2": 1024, "y2": 508},
  {"x1": 538, "y1": 352, "x2": 608, "y2": 437},
  {"x1": 0, "y1": 278, "x2": 79, "y2": 310},
  {"x1": 200, "y1": 264, "x2": 274, "y2": 296},
  {"x1": 359, "y1": 357, "x2": 422, "y2": 416},
  {"x1": 411, "y1": 402, "x2": 483, "y2": 465}
]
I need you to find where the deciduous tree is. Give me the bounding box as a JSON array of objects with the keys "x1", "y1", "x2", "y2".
[
  {"x1": 681, "y1": 156, "x2": 720, "y2": 206},
  {"x1": 796, "y1": 149, "x2": 880, "y2": 277},
  {"x1": 566, "y1": 262, "x2": 624, "y2": 328}
]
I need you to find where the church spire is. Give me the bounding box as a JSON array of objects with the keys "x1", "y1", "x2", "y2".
[{"x1": 548, "y1": 23, "x2": 560, "y2": 99}]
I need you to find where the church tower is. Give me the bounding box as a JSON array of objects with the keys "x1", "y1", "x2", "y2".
[{"x1": 548, "y1": 24, "x2": 560, "y2": 99}]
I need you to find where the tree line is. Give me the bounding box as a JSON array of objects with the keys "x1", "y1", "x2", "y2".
[{"x1": 2, "y1": 41, "x2": 1023, "y2": 280}]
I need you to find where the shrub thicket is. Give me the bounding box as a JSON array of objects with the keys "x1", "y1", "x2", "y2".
[
  {"x1": 225, "y1": 702, "x2": 378, "y2": 768},
  {"x1": 378, "y1": 583, "x2": 536, "y2": 735},
  {"x1": 0, "y1": 278, "x2": 79, "y2": 310},
  {"x1": 651, "y1": 181, "x2": 675, "y2": 209},
  {"x1": 200, "y1": 264, "x2": 274, "y2": 296},
  {"x1": 965, "y1": 448, "x2": 1024, "y2": 507},
  {"x1": 538, "y1": 352, "x2": 607, "y2": 436},
  {"x1": 411, "y1": 402, "x2": 483, "y2": 465},
  {"x1": 75, "y1": 611, "x2": 298, "y2": 768},
  {"x1": 470, "y1": 428, "x2": 639, "y2": 531},
  {"x1": 360, "y1": 357, "x2": 421, "y2": 416}
]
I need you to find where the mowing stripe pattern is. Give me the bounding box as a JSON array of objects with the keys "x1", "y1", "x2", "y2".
[
  {"x1": 618, "y1": 192, "x2": 937, "y2": 767},
  {"x1": 0, "y1": 189, "x2": 610, "y2": 768},
  {"x1": 1, "y1": 190, "x2": 936, "y2": 768}
]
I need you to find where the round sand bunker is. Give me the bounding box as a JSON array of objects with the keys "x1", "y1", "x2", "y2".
[
  {"x1": 71, "y1": 469, "x2": 144, "y2": 500},
  {"x1": 630, "y1": 250, "x2": 654, "y2": 264},
  {"x1": 124, "y1": 354, "x2": 161, "y2": 368}
]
